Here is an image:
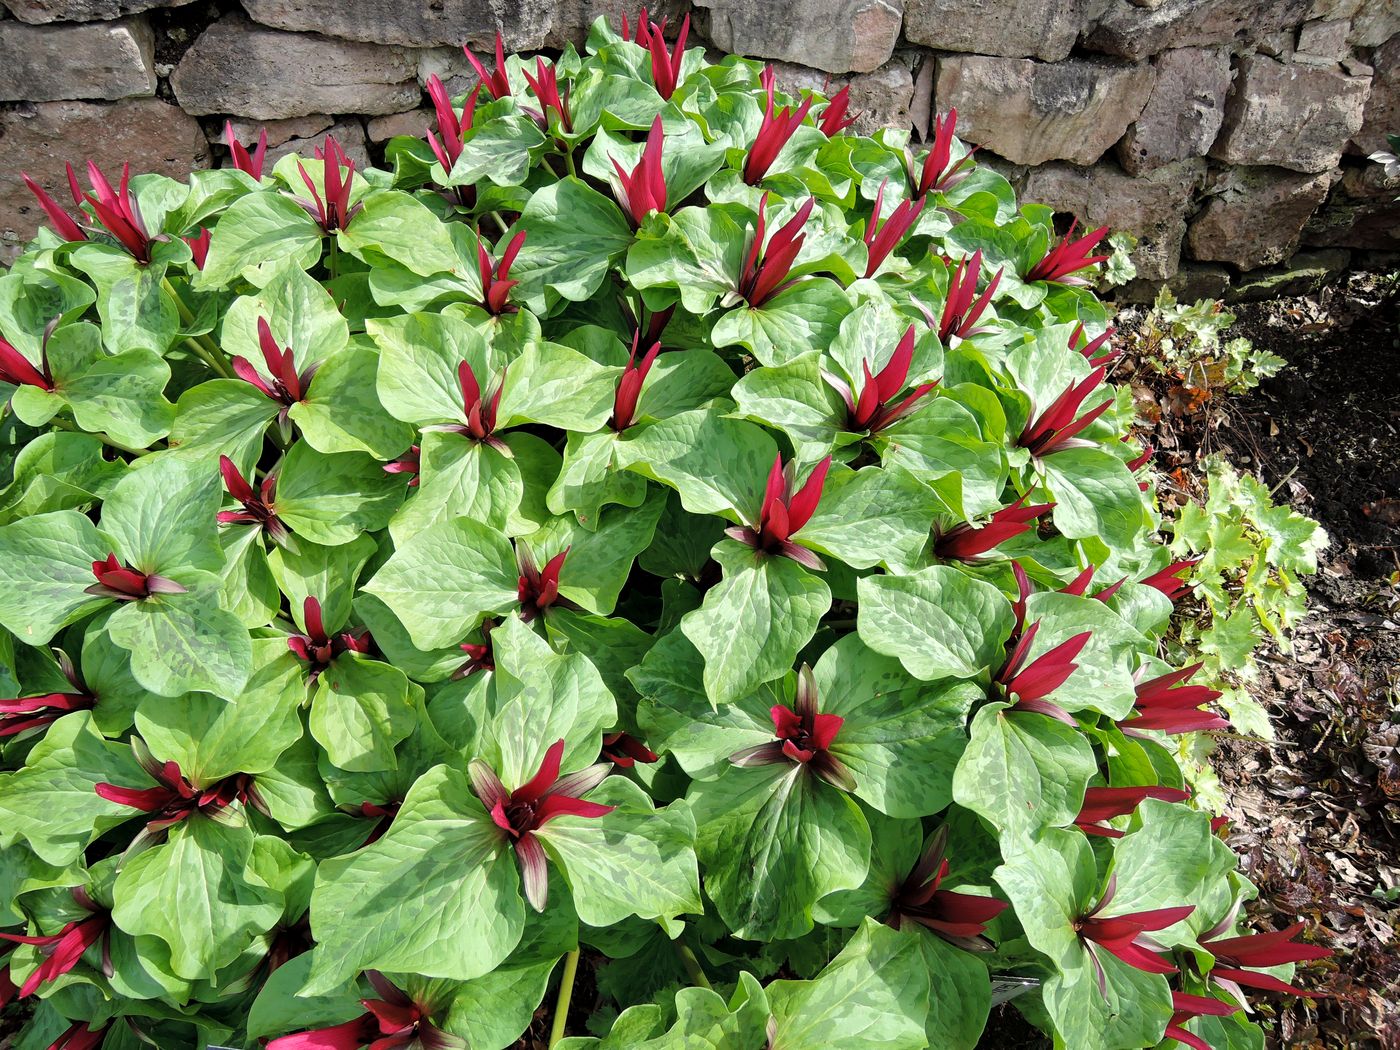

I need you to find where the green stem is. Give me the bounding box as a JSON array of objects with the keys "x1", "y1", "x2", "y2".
[
  {"x1": 328, "y1": 236, "x2": 340, "y2": 281},
  {"x1": 548, "y1": 949, "x2": 581, "y2": 1047},
  {"x1": 564, "y1": 147, "x2": 578, "y2": 179},
  {"x1": 673, "y1": 939, "x2": 712, "y2": 991},
  {"x1": 490, "y1": 211, "x2": 510, "y2": 238},
  {"x1": 49, "y1": 415, "x2": 154, "y2": 457},
  {"x1": 161, "y1": 278, "x2": 233, "y2": 378}
]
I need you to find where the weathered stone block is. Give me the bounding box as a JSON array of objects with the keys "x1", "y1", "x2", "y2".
[
  {"x1": 1302, "y1": 163, "x2": 1400, "y2": 250},
  {"x1": 1116, "y1": 46, "x2": 1231, "y2": 174},
  {"x1": 1226, "y1": 249, "x2": 1350, "y2": 301},
  {"x1": 367, "y1": 109, "x2": 433, "y2": 143},
  {"x1": 225, "y1": 115, "x2": 335, "y2": 150},
  {"x1": 904, "y1": 0, "x2": 1088, "y2": 62},
  {"x1": 240, "y1": 0, "x2": 554, "y2": 49},
  {"x1": 770, "y1": 56, "x2": 916, "y2": 136},
  {"x1": 0, "y1": 17, "x2": 155, "y2": 101},
  {"x1": 1211, "y1": 56, "x2": 1370, "y2": 173},
  {"x1": 696, "y1": 0, "x2": 903, "y2": 75},
  {"x1": 1295, "y1": 18, "x2": 1351, "y2": 63},
  {"x1": 1087, "y1": 0, "x2": 1312, "y2": 61},
  {"x1": 1351, "y1": 34, "x2": 1399, "y2": 155},
  {"x1": 1187, "y1": 165, "x2": 1333, "y2": 269},
  {"x1": 1021, "y1": 158, "x2": 1206, "y2": 279},
  {"x1": 1117, "y1": 262, "x2": 1232, "y2": 304},
  {"x1": 0, "y1": 0, "x2": 191, "y2": 23},
  {"x1": 0, "y1": 99, "x2": 208, "y2": 262},
  {"x1": 935, "y1": 54, "x2": 1156, "y2": 166},
  {"x1": 1349, "y1": 0, "x2": 1400, "y2": 46},
  {"x1": 170, "y1": 18, "x2": 421, "y2": 119},
  {"x1": 265, "y1": 118, "x2": 372, "y2": 169}
]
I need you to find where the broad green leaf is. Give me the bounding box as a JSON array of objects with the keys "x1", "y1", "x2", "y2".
[
  {"x1": 274, "y1": 441, "x2": 403, "y2": 546},
  {"x1": 1041, "y1": 447, "x2": 1149, "y2": 550},
  {"x1": 105, "y1": 593, "x2": 253, "y2": 700},
  {"x1": 508, "y1": 177, "x2": 634, "y2": 311},
  {"x1": 196, "y1": 191, "x2": 324, "y2": 290},
  {"x1": 0, "y1": 432, "x2": 122, "y2": 526},
  {"x1": 680, "y1": 541, "x2": 830, "y2": 705},
  {"x1": 1021, "y1": 590, "x2": 1145, "y2": 718},
  {"x1": 0, "y1": 269, "x2": 95, "y2": 355},
  {"x1": 69, "y1": 245, "x2": 178, "y2": 355},
  {"x1": 711, "y1": 279, "x2": 852, "y2": 367},
  {"x1": 445, "y1": 110, "x2": 548, "y2": 189},
  {"x1": 337, "y1": 190, "x2": 460, "y2": 276},
  {"x1": 691, "y1": 762, "x2": 869, "y2": 940},
  {"x1": 878, "y1": 397, "x2": 1008, "y2": 518},
  {"x1": 388, "y1": 431, "x2": 522, "y2": 542},
  {"x1": 499, "y1": 339, "x2": 616, "y2": 432},
  {"x1": 266, "y1": 534, "x2": 376, "y2": 635},
  {"x1": 539, "y1": 777, "x2": 701, "y2": 927},
  {"x1": 953, "y1": 703, "x2": 1096, "y2": 842},
  {"x1": 857, "y1": 565, "x2": 1013, "y2": 681},
  {"x1": 0, "y1": 510, "x2": 110, "y2": 644},
  {"x1": 310, "y1": 655, "x2": 418, "y2": 773},
  {"x1": 99, "y1": 454, "x2": 223, "y2": 574},
  {"x1": 221, "y1": 259, "x2": 349, "y2": 373},
  {"x1": 247, "y1": 954, "x2": 364, "y2": 1041},
  {"x1": 289, "y1": 343, "x2": 414, "y2": 458},
  {"x1": 305, "y1": 764, "x2": 524, "y2": 992},
  {"x1": 557, "y1": 974, "x2": 771, "y2": 1050},
  {"x1": 362, "y1": 516, "x2": 518, "y2": 650},
  {"x1": 523, "y1": 493, "x2": 664, "y2": 615},
  {"x1": 112, "y1": 817, "x2": 282, "y2": 980},
  {"x1": 166, "y1": 380, "x2": 277, "y2": 471},
  {"x1": 441, "y1": 959, "x2": 556, "y2": 1050},
  {"x1": 795, "y1": 464, "x2": 935, "y2": 572},
  {"x1": 1107, "y1": 800, "x2": 1237, "y2": 937},
  {"x1": 616, "y1": 409, "x2": 777, "y2": 520},
  {"x1": 547, "y1": 430, "x2": 650, "y2": 526},
  {"x1": 625, "y1": 204, "x2": 747, "y2": 315},
  {"x1": 730, "y1": 352, "x2": 843, "y2": 455},
  {"x1": 369, "y1": 310, "x2": 491, "y2": 427}
]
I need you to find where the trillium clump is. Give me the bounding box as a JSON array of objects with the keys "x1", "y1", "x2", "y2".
[{"x1": 0, "y1": 12, "x2": 1328, "y2": 1050}]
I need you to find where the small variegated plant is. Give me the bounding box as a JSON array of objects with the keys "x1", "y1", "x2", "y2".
[{"x1": 0, "y1": 11, "x2": 1329, "y2": 1050}]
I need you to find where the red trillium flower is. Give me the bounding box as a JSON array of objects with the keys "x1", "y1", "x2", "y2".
[
  {"x1": 913, "y1": 108, "x2": 976, "y2": 197},
  {"x1": 45, "y1": 1021, "x2": 109, "y2": 1050},
  {"x1": 1164, "y1": 991, "x2": 1241, "y2": 1050},
  {"x1": 383, "y1": 444, "x2": 420, "y2": 486},
  {"x1": 824, "y1": 325, "x2": 937, "y2": 434},
  {"x1": 935, "y1": 495, "x2": 1054, "y2": 561},
  {"x1": 478, "y1": 230, "x2": 525, "y2": 315},
  {"x1": 72, "y1": 161, "x2": 157, "y2": 263},
  {"x1": 886, "y1": 826, "x2": 1008, "y2": 950},
  {"x1": 268, "y1": 971, "x2": 465, "y2": 1049},
  {"x1": 1141, "y1": 557, "x2": 1200, "y2": 602},
  {"x1": 818, "y1": 84, "x2": 857, "y2": 136},
  {"x1": 1008, "y1": 563, "x2": 1121, "y2": 631},
  {"x1": 612, "y1": 330, "x2": 662, "y2": 432},
  {"x1": 422, "y1": 359, "x2": 507, "y2": 451},
  {"x1": 288, "y1": 596, "x2": 372, "y2": 679},
  {"x1": 470, "y1": 739, "x2": 614, "y2": 911},
  {"x1": 232, "y1": 318, "x2": 318, "y2": 430},
  {"x1": 642, "y1": 11, "x2": 688, "y2": 99},
  {"x1": 21, "y1": 171, "x2": 88, "y2": 243},
  {"x1": 217, "y1": 455, "x2": 292, "y2": 548},
  {"x1": 1076, "y1": 876, "x2": 1194, "y2": 991},
  {"x1": 1198, "y1": 919, "x2": 1333, "y2": 1000},
  {"x1": 464, "y1": 31, "x2": 512, "y2": 100},
  {"x1": 0, "y1": 888, "x2": 111, "y2": 997},
  {"x1": 1120, "y1": 662, "x2": 1227, "y2": 736},
  {"x1": 517, "y1": 546, "x2": 569, "y2": 622},
  {"x1": 522, "y1": 58, "x2": 573, "y2": 133},
  {"x1": 0, "y1": 650, "x2": 96, "y2": 739},
  {"x1": 262, "y1": 912, "x2": 313, "y2": 977},
  {"x1": 294, "y1": 136, "x2": 363, "y2": 233},
  {"x1": 936, "y1": 251, "x2": 1002, "y2": 342},
  {"x1": 996, "y1": 621, "x2": 1090, "y2": 726},
  {"x1": 602, "y1": 732, "x2": 659, "y2": 768},
  {"x1": 1024, "y1": 220, "x2": 1110, "y2": 285},
  {"x1": 611, "y1": 116, "x2": 667, "y2": 227},
  {"x1": 1070, "y1": 322, "x2": 1119, "y2": 367},
  {"x1": 744, "y1": 66, "x2": 814, "y2": 184},
  {"x1": 726, "y1": 453, "x2": 831, "y2": 571},
  {"x1": 426, "y1": 73, "x2": 480, "y2": 178},
  {"x1": 97, "y1": 743, "x2": 262, "y2": 840},
  {"x1": 224, "y1": 121, "x2": 268, "y2": 181},
  {"x1": 863, "y1": 179, "x2": 925, "y2": 278},
  {"x1": 356, "y1": 801, "x2": 401, "y2": 848},
  {"x1": 1074, "y1": 785, "x2": 1190, "y2": 838},
  {"x1": 738, "y1": 192, "x2": 815, "y2": 308},
  {"x1": 0, "y1": 334, "x2": 55, "y2": 392},
  {"x1": 183, "y1": 227, "x2": 211, "y2": 270},
  {"x1": 86, "y1": 553, "x2": 186, "y2": 602},
  {"x1": 730, "y1": 665, "x2": 854, "y2": 791},
  {"x1": 455, "y1": 618, "x2": 496, "y2": 678},
  {"x1": 1018, "y1": 366, "x2": 1113, "y2": 457}
]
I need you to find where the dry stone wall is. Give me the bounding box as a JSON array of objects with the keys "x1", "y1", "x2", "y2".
[{"x1": 1, "y1": 0, "x2": 1396, "y2": 293}]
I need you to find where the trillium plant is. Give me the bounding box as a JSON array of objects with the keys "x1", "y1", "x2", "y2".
[{"x1": 0, "y1": 14, "x2": 1329, "y2": 1050}]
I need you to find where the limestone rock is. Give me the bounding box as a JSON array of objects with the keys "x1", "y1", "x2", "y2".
[
  {"x1": 1351, "y1": 34, "x2": 1399, "y2": 155},
  {"x1": 170, "y1": 17, "x2": 420, "y2": 119},
  {"x1": 0, "y1": 99, "x2": 208, "y2": 262},
  {"x1": 935, "y1": 54, "x2": 1156, "y2": 166},
  {"x1": 240, "y1": 0, "x2": 555, "y2": 49},
  {"x1": 1302, "y1": 163, "x2": 1400, "y2": 250},
  {"x1": 1211, "y1": 56, "x2": 1371, "y2": 173},
  {"x1": 265, "y1": 118, "x2": 372, "y2": 170},
  {"x1": 1087, "y1": 0, "x2": 1312, "y2": 61},
  {"x1": 367, "y1": 109, "x2": 433, "y2": 143},
  {"x1": 904, "y1": 0, "x2": 1089, "y2": 62},
  {"x1": 696, "y1": 0, "x2": 903, "y2": 75},
  {"x1": 1187, "y1": 165, "x2": 1333, "y2": 269},
  {"x1": 1116, "y1": 46, "x2": 1231, "y2": 174},
  {"x1": 0, "y1": 0, "x2": 191, "y2": 24},
  {"x1": 0, "y1": 17, "x2": 155, "y2": 101},
  {"x1": 1021, "y1": 158, "x2": 1206, "y2": 279},
  {"x1": 1349, "y1": 0, "x2": 1400, "y2": 45},
  {"x1": 769, "y1": 56, "x2": 916, "y2": 136},
  {"x1": 1294, "y1": 18, "x2": 1352, "y2": 63},
  {"x1": 1226, "y1": 249, "x2": 1349, "y2": 302},
  {"x1": 225, "y1": 115, "x2": 336, "y2": 150},
  {"x1": 1117, "y1": 262, "x2": 1232, "y2": 304}
]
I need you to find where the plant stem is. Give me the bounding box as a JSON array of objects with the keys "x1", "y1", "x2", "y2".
[
  {"x1": 490, "y1": 211, "x2": 510, "y2": 237},
  {"x1": 161, "y1": 277, "x2": 233, "y2": 378},
  {"x1": 548, "y1": 949, "x2": 581, "y2": 1047},
  {"x1": 328, "y1": 236, "x2": 340, "y2": 281},
  {"x1": 564, "y1": 147, "x2": 578, "y2": 179},
  {"x1": 49, "y1": 416, "x2": 154, "y2": 457},
  {"x1": 673, "y1": 939, "x2": 712, "y2": 990}
]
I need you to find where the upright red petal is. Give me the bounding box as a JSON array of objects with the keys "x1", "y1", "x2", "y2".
[{"x1": 786, "y1": 455, "x2": 830, "y2": 533}]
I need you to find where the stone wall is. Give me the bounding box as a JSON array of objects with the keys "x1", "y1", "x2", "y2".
[{"x1": 2, "y1": 0, "x2": 1397, "y2": 292}]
